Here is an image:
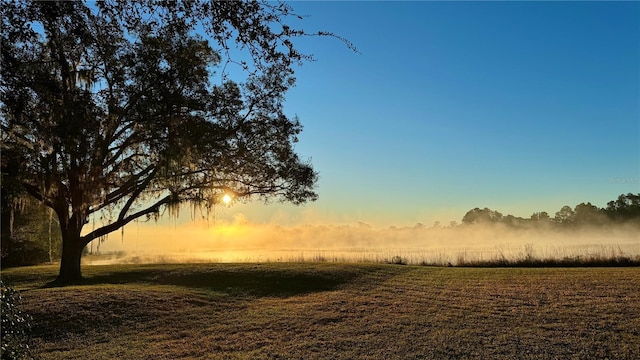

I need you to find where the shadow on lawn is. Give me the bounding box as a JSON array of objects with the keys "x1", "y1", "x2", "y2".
[{"x1": 46, "y1": 265, "x2": 365, "y2": 297}]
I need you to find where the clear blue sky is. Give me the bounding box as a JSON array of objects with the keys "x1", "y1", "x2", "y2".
[{"x1": 222, "y1": 1, "x2": 639, "y2": 227}]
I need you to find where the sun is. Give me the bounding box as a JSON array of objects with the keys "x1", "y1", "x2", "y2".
[{"x1": 222, "y1": 194, "x2": 232, "y2": 204}]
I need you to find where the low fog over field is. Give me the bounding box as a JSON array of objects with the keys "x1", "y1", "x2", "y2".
[
  {"x1": 85, "y1": 194, "x2": 640, "y2": 266},
  {"x1": 88, "y1": 214, "x2": 640, "y2": 266}
]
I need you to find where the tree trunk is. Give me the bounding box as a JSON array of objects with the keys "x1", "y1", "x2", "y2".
[
  {"x1": 55, "y1": 234, "x2": 85, "y2": 284},
  {"x1": 0, "y1": 189, "x2": 13, "y2": 252}
]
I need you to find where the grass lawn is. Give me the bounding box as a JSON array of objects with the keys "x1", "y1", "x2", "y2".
[{"x1": 2, "y1": 263, "x2": 639, "y2": 359}]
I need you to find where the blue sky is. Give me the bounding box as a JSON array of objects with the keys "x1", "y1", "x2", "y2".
[{"x1": 218, "y1": 1, "x2": 639, "y2": 227}]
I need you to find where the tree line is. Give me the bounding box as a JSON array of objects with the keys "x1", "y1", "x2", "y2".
[{"x1": 460, "y1": 193, "x2": 640, "y2": 228}]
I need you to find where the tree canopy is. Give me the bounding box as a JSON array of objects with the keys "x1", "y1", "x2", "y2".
[
  {"x1": 459, "y1": 193, "x2": 640, "y2": 229},
  {"x1": 1, "y1": 0, "x2": 349, "y2": 282}
]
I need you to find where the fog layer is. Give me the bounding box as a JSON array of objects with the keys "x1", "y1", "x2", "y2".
[{"x1": 88, "y1": 216, "x2": 640, "y2": 265}]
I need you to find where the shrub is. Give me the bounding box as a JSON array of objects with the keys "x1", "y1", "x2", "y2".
[
  {"x1": 387, "y1": 255, "x2": 407, "y2": 265},
  {"x1": 1, "y1": 281, "x2": 33, "y2": 360}
]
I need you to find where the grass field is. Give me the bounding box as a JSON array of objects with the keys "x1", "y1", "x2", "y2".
[{"x1": 2, "y1": 263, "x2": 640, "y2": 359}]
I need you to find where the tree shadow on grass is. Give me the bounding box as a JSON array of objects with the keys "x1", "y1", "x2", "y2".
[
  {"x1": 45, "y1": 265, "x2": 366, "y2": 298},
  {"x1": 27, "y1": 265, "x2": 399, "y2": 346}
]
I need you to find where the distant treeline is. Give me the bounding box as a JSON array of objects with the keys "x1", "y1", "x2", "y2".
[{"x1": 459, "y1": 193, "x2": 640, "y2": 228}]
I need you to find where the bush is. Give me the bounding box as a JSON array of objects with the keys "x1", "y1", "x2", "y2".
[
  {"x1": 1, "y1": 242, "x2": 50, "y2": 268},
  {"x1": 1, "y1": 281, "x2": 34, "y2": 360},
  {"x1": 387, "y1": 255, "x2": 407, "y2": 265}
]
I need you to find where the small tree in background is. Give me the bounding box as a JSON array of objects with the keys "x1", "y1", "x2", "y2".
[
  {"x1": 530, "y1": 211, "x2": 550, "y2": 222},
  {"x1": 461, "y1": 207, "x2": 503, "y2": 225},
  {"x1": 554, "y1": 205, "x2": 576, "y2": 226},
  {"x1": 606, "y1": 193, "x2": 640, "y2": 223},
  {"x1": 573, "y1": 202, "x2": 607, "y2": 227}
]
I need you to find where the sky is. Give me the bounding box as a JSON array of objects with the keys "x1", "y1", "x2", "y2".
[
  {"x1": 216, "y1": 0, "x2": 639, "y2": 227},
  {"x1": 99, "y1": 1, "x2": 640, "y2": 256}
]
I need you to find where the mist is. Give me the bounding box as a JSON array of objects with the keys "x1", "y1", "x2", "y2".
[{"x1": 86, "y1": 215, "x2": 640, "y2": 266}]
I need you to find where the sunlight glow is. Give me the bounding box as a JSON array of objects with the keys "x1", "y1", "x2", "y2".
[{"x1": 222, "y1": 194, "x2": 232, "y2": 204}]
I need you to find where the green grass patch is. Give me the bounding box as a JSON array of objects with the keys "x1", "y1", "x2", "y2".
[{"x1": 2, "y1": 263, "x2": 640, "y2": 359}]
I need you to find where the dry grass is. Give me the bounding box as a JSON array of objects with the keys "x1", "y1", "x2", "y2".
[{"x1": 2, "y1": 263, "x2": 640, "y2": 359}]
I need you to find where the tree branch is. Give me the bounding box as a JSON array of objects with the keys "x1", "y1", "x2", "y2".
[
  {"x1": 117, "y1": 166, "x2": 158, "y2": 221},
  {"x1": 82, "y1": 194, "x2": 172, "y2": 243},
  {"x1": 88, "y1": 164, "x2": 156, "y2": 214},
  {"x1": 21, "y1": 182, "x2": 52, "y2": 208}
]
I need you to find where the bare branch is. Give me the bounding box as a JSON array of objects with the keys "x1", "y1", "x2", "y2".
[
  {"x1": 82, "y1": 194, "x2": 172, "y2": 243},
  {"x1": 117, "y1": 166, "x2": 158, "y2": 221},
  {"x1": 88, "y1": 164, "x2": 156, "y2": 214}
]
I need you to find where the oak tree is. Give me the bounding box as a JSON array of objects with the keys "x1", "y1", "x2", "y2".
[{"x1": 1, "y1": 0, "x2": 349, "y2": 283}]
